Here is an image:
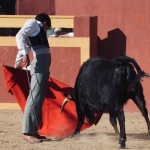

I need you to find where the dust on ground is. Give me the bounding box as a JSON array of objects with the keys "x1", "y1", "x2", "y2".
[{"x1": 0, "y1": 110, "x2": 150, "y2": 150}]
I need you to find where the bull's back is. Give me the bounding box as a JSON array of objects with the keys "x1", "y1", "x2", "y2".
[{"x1": 78, "y1": 58, "x2": 137, "y2": 107}]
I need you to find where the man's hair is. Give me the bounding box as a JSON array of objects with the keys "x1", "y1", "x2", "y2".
[{"x1": 35, "y1": 13, "x2": 51, "y2": 28}]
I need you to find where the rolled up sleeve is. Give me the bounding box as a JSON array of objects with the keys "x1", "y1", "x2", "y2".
[
  {"x1": 16, "y1": 19, "x2": 39, "y2": 55},
  {"x1": 15, "y1": 19, "x2": 40, "y2": 67}
]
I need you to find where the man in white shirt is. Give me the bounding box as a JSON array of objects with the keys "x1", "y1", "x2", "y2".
[{"x1": 15, "y1": 13, "x2": 51, "y2": 143}]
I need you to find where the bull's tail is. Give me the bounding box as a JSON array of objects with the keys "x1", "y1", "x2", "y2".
[
  {"x1": 113, "y1": 54, "x2": 150, "y2": 79},
  {"x1": 60, "y1": 93, "x2": 75, "y2": 114},
  {"x1": 114, "y1": 54, "x2": 150, "y2": 90}
]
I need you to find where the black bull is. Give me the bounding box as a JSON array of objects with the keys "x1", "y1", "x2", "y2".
[{"x1": 61, "y1": 54, "x2": 150, "y2": 148}]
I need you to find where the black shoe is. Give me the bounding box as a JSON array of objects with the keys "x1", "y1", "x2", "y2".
[{"x1": 34, "y1": 134, "x2": 46, "y2": 139}]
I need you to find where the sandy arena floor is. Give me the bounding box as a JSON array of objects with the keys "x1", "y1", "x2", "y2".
[{"x1": 0, "y1": 110, "x2": 150, "y2": 150}]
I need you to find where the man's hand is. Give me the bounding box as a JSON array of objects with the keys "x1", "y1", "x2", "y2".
[
  {"x1": 14, "y1": 65, "x2": 22, "y2": 70},
  {"x1": 22, "y1": 54, "x2": 30, "y2": 67}
]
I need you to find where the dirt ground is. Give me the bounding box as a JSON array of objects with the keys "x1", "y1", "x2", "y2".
[{"x1": 0, "y1": 110, "x2": 150, "y2": 150}]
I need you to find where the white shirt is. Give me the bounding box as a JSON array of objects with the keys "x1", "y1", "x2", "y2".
[{"x1": 15, "y1": 19, "x2": 43, "y2": 67}]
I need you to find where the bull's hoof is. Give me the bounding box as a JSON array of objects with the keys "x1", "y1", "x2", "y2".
[
  {"x1": 117, "y1": 144, "x2": 126, "y2": 149},
  {"x1": 118, "y1": 138, "x2": 126, "y2": 149}
]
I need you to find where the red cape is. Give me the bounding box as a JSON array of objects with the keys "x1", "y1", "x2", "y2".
[{"x1": 2, "y1": 65, "x2": 103, "y2": 138}]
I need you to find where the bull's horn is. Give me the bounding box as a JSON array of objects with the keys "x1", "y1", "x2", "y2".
[
  {"x1": 68, "y1": 95, "x2": 72, "y2": 99},
  {"x1": 60, "y1": 98, "x2": 70, "y2": 114}
]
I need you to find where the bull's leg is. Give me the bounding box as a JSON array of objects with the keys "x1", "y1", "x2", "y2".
[
  {"x1": 117, "y1": 109, "x2": 126, "y2": 148},
  {"x1": 85, "y1": 107, "x2": 96, "y2": 124},
  {"x1": 70, "y1": 102, "x2": 85, "y2": 138},
  {"x1": 109, "y1": 113, "x2": 119, "y2": 135},
  {"x1": 132, "y1": 95, "x2": 150, "y2": 137},
  {"x1": 85, "y1": 113, "x2": 95, "y2": 124}
]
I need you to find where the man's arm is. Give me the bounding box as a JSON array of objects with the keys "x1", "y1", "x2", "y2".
[{"x1": 15, "y1": 19, "x2": 38, "y2": 68}]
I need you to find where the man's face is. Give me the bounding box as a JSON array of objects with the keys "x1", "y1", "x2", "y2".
[{"x1": 43, "y1": 21, "x2": 49, "y2": 31}]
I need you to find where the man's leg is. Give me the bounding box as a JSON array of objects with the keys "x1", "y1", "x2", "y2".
[{"x1": 22, "y1": 54, "x2": 50, "y2": 143}]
